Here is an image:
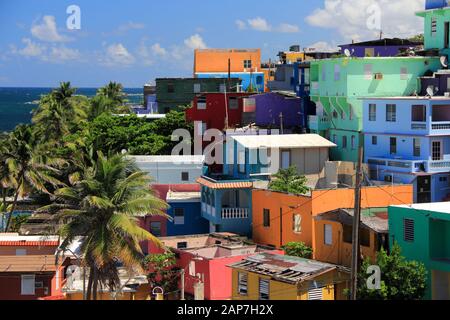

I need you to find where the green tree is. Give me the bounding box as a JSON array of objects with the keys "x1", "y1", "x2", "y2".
[
  {"x1": 268, "y1": 166, "x2": 310, "y2": 195},
  {"x1": 42, "y1": 152, "x2": 168, "y2": 300},
  {"x1": 282, "y1": 242, "x2": 313, "y2": 259},
  {"x1": 357, "y1": 243, "x2": 427, "y2": 300},
  {"x1": 97, "y1": 81, "x2": 125, "y2": 106}
]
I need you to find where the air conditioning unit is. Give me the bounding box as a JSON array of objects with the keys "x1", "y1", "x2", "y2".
[{"x1": 374, "y1": 73, "x2": 383, "y2": 80}]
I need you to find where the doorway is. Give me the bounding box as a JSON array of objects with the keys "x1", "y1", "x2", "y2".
[
  {"x1": 417, "y1": 176, "x2": 431, "y2": 203},
  {"x1": 432, "y1": 140, "x2": 443, "y2": 161},
  {"x1": 445, "y1": 22, "x2": 450, "y2": 49}
]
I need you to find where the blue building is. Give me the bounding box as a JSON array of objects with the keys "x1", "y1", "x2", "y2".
[
  {"x1": 426, "y1": 0, "x2": 449, "y2": 10},
  {"x1": 363, "y1": 97, "x2": 450, "y2": 203},
  {"x1": 294, "y1": 61, "x2": 315, "y2": 130},
  {"x1": 195, "y1": 72, "x2": 265, "y2": 93},
  {"x1": 165, "y1": 190, "x2": 210, "y2": 236}
]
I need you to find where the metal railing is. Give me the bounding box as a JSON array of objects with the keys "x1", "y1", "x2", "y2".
[{"x1": 221, "y1": 208, "x2": 249, "y2": 219}]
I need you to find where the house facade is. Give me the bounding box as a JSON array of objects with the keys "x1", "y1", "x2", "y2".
[
  {"x1": 309, "y1": 56, "x2": 441, "y2": 162},
  {"x1": 388, "y1": 202, "x2": 450, "y2": 300},
  {"x1": 338, "y1": 38, "x2": 423, "y2": 58},
  {"x1": 418, "y1": 1, "x2": 450, "y2": 59},
  {"x1": 267, "y1": 64, "x2": 295, "y2": 92},
  {"x1": 229, "y1": 253, "x2": 350, "y2": 300}
]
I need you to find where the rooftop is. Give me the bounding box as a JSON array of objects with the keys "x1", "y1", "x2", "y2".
[
  {"x1": 232, "y1": 134, "x2": 336, "y2": 149},
  {"x1": 339, "y1": 38, "x2": 422, "y2": 47},
  {"x1": 229, "y1": 253, "x2": 349, "y2": 284},
  {"x1": 0, "y1": 255, "x2": 61, "y2": 273},
  {"x1": 315, "y1": 208, "x2": 389, "y2": 233},
  {"x1": 166, "y1": 191, "x2": 201, "y2": 202},
  {"x1": 197, "y1": 176, "x2": 254, "y2": 190},
  {"x1": 360, "y1": 96, "x2": 450, "y2": 101},
  {"x1": 391, "y1": 202, "x2": 450, "y2": 214},
  {"x1": 0, "y1": 234, "x2": 59, "y2": 246},
  {"x1": 195, "y1": 48, "x2": 260, "y2": 53},
  {"x1": 130, "y1": 155, "x2": 205, "y2": 164}
]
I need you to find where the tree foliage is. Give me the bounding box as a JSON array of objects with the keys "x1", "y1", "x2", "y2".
[
  {"x1": 268, "y1": 166, "x2": 310, "y2": 195},
  {"x1": 282, "y1": 242, "x2": 313, "y2": 259},
  {"x1": 144, "y1": 251, "x2": 179, "y2": 294}
]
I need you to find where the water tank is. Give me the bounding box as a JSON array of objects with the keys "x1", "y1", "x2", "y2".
[
  {"x1": 289, "y1": 45, "x2": 301, "y2": 52},
  {"x1": 426, "y1": 0, "x2": 449, "y2": 10}
]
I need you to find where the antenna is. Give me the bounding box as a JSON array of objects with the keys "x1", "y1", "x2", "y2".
[{"x1": 440, "y1": 56, "x2": 448, "y2": 68}]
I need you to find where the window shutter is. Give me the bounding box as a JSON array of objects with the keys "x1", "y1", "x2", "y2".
[
  {"x1": 294, "y1": 214, "x2": 302, "y2": 233},
  {"x1": 259, "y1": 278, "x2": 270, "y2": 300},
  {"x1": 238, "y1": 273, "x2": 248, "y2": 295},
  {"x1": 308, "y1": 286, "x2": 324, "y2": 300},
  {"x1": 324, "y1": 224, "x2": 332, "y2": 245},
  {"x1": 404, "y1": 219, "x2": 415, "y2": 242}
]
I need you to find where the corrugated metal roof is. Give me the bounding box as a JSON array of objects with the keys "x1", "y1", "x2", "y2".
[
  {"x1": 232, "y1": 134, "x2": 336, "y2": 149},
  {"x1": 196, "y1": 177, "x2": 253, "y2": 189}
]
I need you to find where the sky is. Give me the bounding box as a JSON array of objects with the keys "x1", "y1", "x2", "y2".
[{"x1": 0, "y1": 0, "x2": 427, "y2": 88}]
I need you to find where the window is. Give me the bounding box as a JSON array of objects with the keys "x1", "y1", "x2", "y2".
[
  {"x1": 256, "y1": 76, "x2": 263, "y2": 85},
  {"x1": 412, "y1": 105, "x2": 426, "y2": 122},
  {"x1": 21, "y1": 275, "x2": 35, "y2": 295},
  {"x1": 15, "y1": 249, "x2": 26, "y2": 256},
  {"x1": 197, "y1": 96, "x2": 207, "y2": 110},
  {"x1": 386, "y1": 104, "x2": 397, "y2": 122},
  {"x1": 308, "y1": 286, "x2": 324, "y2": 300},
  {"x1": 333, "y1": 134, "x2": 337, "y2": 144},
  {"x1": 369, "y1": 104, "x2": 376, "y2": 121},
  {"x1": 340, "y1": 110, "x2": 345, "y2": 120},
  {"x1": 174, "y1": 208, "x2": 185, "y2": 225},
  {"x1": 238, "y1": 272, "x2": 248, "y2": 295},
  {"x1": 189, "y1": 261, "x2": 196, "y2": 277},
  {"x1": 150, "y1": 222, "x2": 162, "y2": 237},
  {"x1": 334, "y1": 64, "x2": 340, "y2": 81},
  {"x1": 238, "y1": 150, "x2": 246, "y2": 174},
  {"x1": 228, "y1": 97, "x2": 238, "y2": 110},
  {"x1": 403, "y1": 219, "x2": 415, "y2": 242},
  {"x1": 259, "y1": 278, "x2": 270, "y2": 300},
  {"x1": 304, "y1": 68, "x2": 310, "y2": 85},
  {"x1": 360, "y1": 228, "x2": 370, "y2": 247},
  {"x1": 281, "y1": 150, "x2": 291, "y2": 169},
  {"x1": 364, "y1": 64, "x2": 373, "y2": 80},
  {"x1": 390, "y1": 137, "x2": 397, "y2": 155},
  {"x1": 181, "y1": 172, "x2": 189, "y2": 181},
  {"x1": 167, "y1": 83, "x2": 175, "y2": 93},
  {"x1": 342, "y1": 136, "x2": 348, "y2": 149},
  {"x1": 332, "y1": 110, "x2": 338, "y2": 119},
  {"x1": 343, "y1": 225, "x2": 352, "y2": 244},
  {"x1": 364, "y1": 48, "x2": 375, "y2": 57},
  {"x1": 219, "y1": 83, "x2": 226, "y2": 93},
  {"x1": 349, "y1": 105, "x2": 354, "y2": 120},
  {"x1": 351, "y1": 136, "x2": 356, "y2": 150},
  {"x1": 439, "y1": 176, "x2": 448, "y2": 183},
  {"x1": 431, "y1": 17, "x2": 437, "y2": 37},
  {"x1": 372, "y1": 136, "x2": 378, "y2": 145},
  {"x1": 293, "y1": 214, "x2": 302, "y2": 233},
  {"x1": 177, "y1": 241, "x2": 188, "y2": 249},
  {"x1": 432, "y1": 140, "x2": 442, "y2": 161},
  {"x1": 243, "y1": 60, "x2": 252, "y2": 69},
  {"x1": 193, "y1": 83, "x2": 201, "y2": 93},
  {"x1": 400, "y1": 67, "x2": 408, "y2": 80},
  {"x1": 413, "y1": 138, "x2": 421, "y2": 157},
  {"x1": 324, "y1": 224, "x2": 332, "y2": 245},
  {"x1": 321, "y1": 65, "x2": 326, "y2": 81},
  {"x1": 263, "y1": 209, "x2": 270, "y2": 227},
  {"x1": 384, "y1": 175, "x2": 393, "y2": 183}
]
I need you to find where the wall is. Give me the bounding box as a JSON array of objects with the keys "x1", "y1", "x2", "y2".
[
  {"x1": 196, "y1": 72, "x2": 265, "y2": 92},
  {"x1": 166, "y1": 201, "x2": 209, "y2": 236},
  {"x1": 134, "y1": 161, "x2": 203, "y2": 184},
  {"x1": 339, "y1": 44, "x2": 412, "y2": 58},
  {"x1": 253, "y1": 93, "x2": 302, "y2": 128},
  {"x1": 0, "y1": 245, "x2": 58, "y2": 255},
  {"x1": 0, "y1": 273, "x2": 54, "y2": 300},
  {"x1": 194, "y1": 49, "x2": 261, "y2": 74},
  {"x1": 422, "y1": 7, "x2": 450, "y2": 57}
]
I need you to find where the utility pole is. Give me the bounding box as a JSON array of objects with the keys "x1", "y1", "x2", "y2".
[
  {"x1": 350, "y1": 145, "x2": 363, "y2": 300},
  {"x1": 180, "y1": 269, "x2": 185, "y2": 300}
]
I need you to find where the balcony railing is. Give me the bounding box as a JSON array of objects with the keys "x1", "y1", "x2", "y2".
[
  {"x1": 411, "y1": 121, "x2": 450, "y2": 132},
  {"x1": 308, "y1": 115, "x2": 330, "y2": 131},
  {"x1": 368, "y1": 157, "x2": 450, "y2": 173},
  {"x1": 427, "y1": 160, "x2": 450, "y2": 171},
  {"x1": 432, "y1": 121, "x2": 450, "y2": 130},
  {"x1": 221, "y1": 208, "x2": 249, "y2": 220}
]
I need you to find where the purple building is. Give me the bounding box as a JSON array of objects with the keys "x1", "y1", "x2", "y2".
[
  {"x1": 339, "y1": 38, "x2": 423, "y2": 57},
  {"x1": 420, "y1": 70, "x2": 450, "y2": 96},
  {"x1": 249, "y1": 92, "x2": 303, "y2": 130}
]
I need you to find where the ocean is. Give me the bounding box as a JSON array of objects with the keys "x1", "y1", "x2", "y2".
[{"x1": 0, "y1": 87, "x2": 144, "y2": 132}]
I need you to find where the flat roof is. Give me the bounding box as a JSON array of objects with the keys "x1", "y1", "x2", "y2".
[
  {"x1": 0, "y1": 255, "x2": 60, "y2": 273},
  {"x1": 392, "y1": 202, "x2": 450, "y2": 214},
  {"x1": 232, "y1": 134, "x2": 336, "y2": 149},
  {"x1": 360, "y1": 96, "x2": 450, "y2": 101},
  {"x1": 166, "y1": 191, "x2": 201, "y2": 202},
  {"x1": 130, "y1": 155, "x2": 205, "y2": 164}
]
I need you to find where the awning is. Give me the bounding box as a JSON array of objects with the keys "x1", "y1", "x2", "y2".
[{"x1": 196, "y1": 177, "x2": 253, "y2": 190}]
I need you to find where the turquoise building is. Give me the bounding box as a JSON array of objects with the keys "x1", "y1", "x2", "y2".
[{"x1": 389, "y1": 202, "x2": 450, "y2": 300}]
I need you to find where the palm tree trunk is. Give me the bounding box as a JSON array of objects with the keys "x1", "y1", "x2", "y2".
[
  {"x1": 86, "y1": 267, "x2": 94, "y2": 300},
  {"x1": 92, "y1": 269, "x2": 99, "y2": 301},
  {"x1": 5, "y1": 178, "x2": 23, "y2": 232}
]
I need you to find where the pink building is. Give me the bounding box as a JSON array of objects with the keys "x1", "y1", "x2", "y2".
[{"x1": 150, "y1": 233, "x2": 282, "y2": 300}]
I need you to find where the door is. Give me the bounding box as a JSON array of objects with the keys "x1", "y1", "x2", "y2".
[
  {"x1": 417, "y1": 176, "x2": 432, "y2": 203},
  {"x1": 281, "y1": 150, "x2": 291, "y2": 169},
  {"x1": 445, "y1": 22, "x2": 450, "y2": 49},
  {"x1": 432, "y1": 270, "x2": 450, "y2": 300},
  {"x1": 432, "y1": 140, "x2": 443, "y2": 161}
]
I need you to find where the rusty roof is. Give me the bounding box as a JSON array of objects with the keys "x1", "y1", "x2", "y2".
[
  {"x1": 0, "y1": 255, "x2": 60, "y2": 273},
  {"x1": 196, "y1": 177, "x2": 253, "y2": 189}
]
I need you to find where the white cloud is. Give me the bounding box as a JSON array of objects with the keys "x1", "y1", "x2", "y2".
[
  {"x1": 184, "y1": 34, "x2": 207, "y2": 50},
  {"x1": 247, "y1": 17, "x2": 272, "y2": 32},
  {"x1": 276, "y1": 23, "x2": 300, "y2": 33},
  {"x1": 100, "y1": 43, "x2": 135, "y2": 66},
  {"x1": 9, "y1": 38, "x2": 82, "y2": 63},
  {"x1": 151, "y1": 43, "x2": 167, "y2": 57},
  {"x1": 117, "y1": 21, "x2": 145, "y2": 33},
  {"x1": 306, "y1": 0, "x2": 425, "y2": 41},
  {"x1": 235, "y1": 20, "x2": 247, "y2": 30},
  {"x1": 15, "y1": 38, "x2": 46, "y2": 57},
  {"x1": 46, "y1": 46, "x2": 81, "y2": 62},
  {"x1": 31, "y1": 16, "x2": 71, "y2": 42},
  {"x1": 305, "y1": 41, "x2": 339, "y2": 52}
]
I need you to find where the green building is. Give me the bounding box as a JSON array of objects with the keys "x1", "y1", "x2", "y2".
[
  {"x1": 155, "y1": 77, "x2": 242, "y2": 113},
  {"x1": 389, "y1": 203, "x2": 450, "y2": 300},
  {"x1": 309, "y1": 56, "x2": 441, "y2": 162},
  {"x1": 417, "y1": 4, "x2": 450, "y2": 58}
]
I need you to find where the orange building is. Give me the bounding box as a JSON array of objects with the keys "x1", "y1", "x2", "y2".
[
  {"x1": 252, "y1": 184, "x2": 413, "y2": 251},
  {"x1": 194, "y1": 49, "x2": 261, "y2": 74}
]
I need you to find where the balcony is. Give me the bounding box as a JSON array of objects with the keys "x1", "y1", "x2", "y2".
[
  {"x1": 368, "y1": 157, "x2": 450, "y2": 174},
  {"x1": 308, "y1": 115, "x2": 330, "y2": 132},
  {"x1": 221, "y1": 208, "x2": 249, "y2": 220},
  {"x1": 411, "y1": 121, "x2": 450, "y2": 135},
  {"x1": 426, "y1": 160, "x2": 450, "y2": 173},
  {"x1": 201, "y1": 202, "x2": 216, "y2": 217}
]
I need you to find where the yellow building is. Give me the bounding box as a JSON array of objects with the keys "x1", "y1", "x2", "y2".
[{"x1": 229, "y1": 253, "x2": 350, "y2": 301}]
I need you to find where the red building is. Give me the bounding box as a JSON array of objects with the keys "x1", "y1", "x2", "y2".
[
  {"x1": 186, "y1": 92, "x2": 254, "y2": 132},
  {"x1": 149, "y1": 233, "x2": 282, "y2": 300},
  {"x1": 0, "y1": 234, "x2": 69, "y2": 300}
]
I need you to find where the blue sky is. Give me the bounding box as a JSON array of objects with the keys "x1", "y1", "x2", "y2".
[{"x1": 0, "y1": 0, "x2": 426, "y2": 88}]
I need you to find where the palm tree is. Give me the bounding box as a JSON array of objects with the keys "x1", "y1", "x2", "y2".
[
  {"x1": 97, "y1": 82, "x2": 125, "y2": 106},
  {"x1": 3, "y1": 125, "x2": 61, "y2": 231},
  {"x1": 41, "y1": 152, "x2": 168, "y2": 300},
  {"x1": 268, "y1": 165, "x2": 310, "y2": 195},
  {"x1": 52, "y1": 81, "x2": 76, "y2": 104}
]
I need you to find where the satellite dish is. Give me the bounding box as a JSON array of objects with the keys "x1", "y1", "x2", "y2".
[
  {"x1": 344, "y1": 49, "x2": 351, "y2": 57},
  {"x1": 426, "y1": 86, "x2": 435, "y2": 97},
  {"x1": 440, "y1": 56, "x2": 448, "y2": 68}
]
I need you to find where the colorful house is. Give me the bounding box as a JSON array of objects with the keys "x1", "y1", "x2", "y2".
[
  {"x1": 197, "y1": 134, "x2": 336, "y2": 237},
  {"x1": 267, "y1": 64, "x2": 296, "y2": 92},
  {"x1": 338, "y1": 38, "x2": 423, "y2": 58},
  {"x1": 363, "y1": 96, "x2": 450, "y2": 203},
  {"x1": 0, "y1": 234, "x2": 68, "y2": 300},
  {"x1": 150, "y1": 233, "x2": 280, "y2": 300},
  {"x1": 277, "y1": 45, "x2": 305, "y2": 64},
  {"x1": 314, "y1": 208, "x2": 389, "y2": 267},
  {"x1": 388, "y1": 202, "x2": 450, "y2": 300},
  {"x1": 155, "y1": 77, "x2": 241, "y2": 113},
  {"x1": 194, "y1": 49, "x2": 264, "y2": 92},
  {"x1": 229, "y1": 252, "x2": 350, "y2": 300},
  {"x1": 252, "y1": 184, "x2": 413, "y2": 249},
  {"x1": 309, "y1": 56, "x2": 441, "y2": 162}
]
